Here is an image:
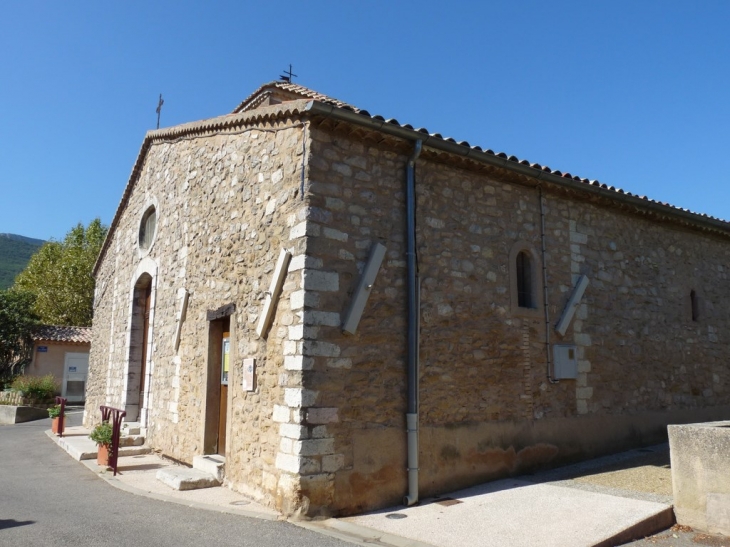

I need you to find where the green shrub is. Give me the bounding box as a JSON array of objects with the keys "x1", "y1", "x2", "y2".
[
  {"x1": 89, "y1": 421, "x2": 113, "y2": 446},
  {"x1": 48, "y1": 404, "x2": 62, "y2": 418},
  {"x1": 1, "y1": 376, "x2": 17, "y2": 391},
  {"x1": 11, "y1": 375, "x2": 58, "y2": 400}
]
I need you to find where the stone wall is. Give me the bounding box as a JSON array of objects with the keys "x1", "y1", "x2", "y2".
[
  {"x1": 297, "y1": 122, "x2": 730, "y2": 515},
  {"x1": 0, "y1": 390, "x2": 54, "y2": 408},
  {"x1": 86, "y1": 119, "x2": 310, "y2": 509}
]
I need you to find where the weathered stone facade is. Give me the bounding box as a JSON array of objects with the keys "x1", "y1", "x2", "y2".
[
  {"x1": 86, "y1": 114, "x2": 311, "y2": 505},
  {"x1": 87, "y1": 82, "x2": 730, "y2": 517}
]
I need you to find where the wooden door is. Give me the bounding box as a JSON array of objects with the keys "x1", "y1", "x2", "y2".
[{"x1": 204, "y1": 317, "x2": 230, "y2": 455}]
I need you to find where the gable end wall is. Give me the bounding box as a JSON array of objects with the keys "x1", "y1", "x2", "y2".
[{"x1": 86, "y1": 121, "x2": 312, "y2": 511}]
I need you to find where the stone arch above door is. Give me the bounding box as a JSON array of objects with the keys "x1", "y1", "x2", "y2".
[{"x1": 123, "y1": 257, "x2": 158, "y2": 424}]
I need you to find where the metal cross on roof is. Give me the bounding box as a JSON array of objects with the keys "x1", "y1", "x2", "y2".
[
  {"x1": 156, "y1": 94, "x2": 164, "y2": 129},
  {"x1": 279, "y1": 64, "x2": 297, "y2": 83}
]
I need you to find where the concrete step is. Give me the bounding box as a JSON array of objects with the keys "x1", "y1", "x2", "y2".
[
  {"x1": 193, "y1": 454, "x2": 225, "y2": 482},
  {"x1": 156, "y1": 467, "x2": 221, "y2": 491}
]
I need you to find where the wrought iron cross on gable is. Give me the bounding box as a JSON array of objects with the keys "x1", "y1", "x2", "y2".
[
  {"x1": 279, "y1": 64, "x2": 297, "y2": 83},
  {"x1": 156, "y1": 94, "x2": 164, "y2": 129}
]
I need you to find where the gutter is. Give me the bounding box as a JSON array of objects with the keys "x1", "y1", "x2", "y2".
[
  {"x1": 303, "y1": 101, "x2": 730, "y2": 236},
  {"x1": 404, "y1": 140, "x2": 422, "y2": 506}
]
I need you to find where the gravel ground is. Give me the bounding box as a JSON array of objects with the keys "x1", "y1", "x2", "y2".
[
  {"x1": 628, "y1": 523, "x2": 730, "y2": 547},
  {"x1": 525, "y1": 444, "x2": 673, "y2": 505},
  {"x1": 571, "y1": 450, "x2": 672, "y2": 498}
]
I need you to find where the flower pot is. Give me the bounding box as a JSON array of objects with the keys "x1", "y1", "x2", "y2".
[
  {"x1": 97, "y1": 444, "x2": 110, "y2": 466},
  {"x1": 51, "y1": 416, "x2": 64, "y2": 435}
]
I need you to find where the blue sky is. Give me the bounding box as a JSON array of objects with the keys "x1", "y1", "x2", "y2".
[{"x1": 1, "y1": 1, "x2": 728, "y2": 241}]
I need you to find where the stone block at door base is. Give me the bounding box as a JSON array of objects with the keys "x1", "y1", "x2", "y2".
[
  {"x1": 193, "y1": 454, "x2": 226, "y2": 482},
  {"x1": 156, "y1": 467, "x2": 220, "y2": 491}
]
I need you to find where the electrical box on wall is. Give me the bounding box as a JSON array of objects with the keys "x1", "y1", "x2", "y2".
[{"x1": 553, "y1": 345, "x2": 578, "y2": 380}]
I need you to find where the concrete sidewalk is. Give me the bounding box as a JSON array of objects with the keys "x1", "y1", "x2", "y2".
[
  {"x1": 333, "y1": 479, "x2": 672, "y2": 547},
  {"x1": 46, "y1": 427, "x2": 675, "y2": 547},
  {"x1": 46, "y1": 426, "x2": 280, "y2": 521}
]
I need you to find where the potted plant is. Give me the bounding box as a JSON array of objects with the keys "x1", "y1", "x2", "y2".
[
  {"x1": 48, "y1": 405, "x2": 63, "y2": 435},
  {"x1": 89, "y1": 421, "x2": 113, "y2": 466}
]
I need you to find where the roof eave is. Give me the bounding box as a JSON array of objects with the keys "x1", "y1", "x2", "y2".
[
  {"x1": 304, "y1": 101, "x2": 730, "y2": 236},
  {"x1": 94, "y1": 95, "x2": 730, "y2": 278}
]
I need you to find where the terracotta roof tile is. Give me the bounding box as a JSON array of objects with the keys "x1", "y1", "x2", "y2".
[
  {"x1": 271, "y1": 83, "x2": 728, "y2": 225},
  {"x1": 33, "y1": 325, "x2": 92, "y2": 344},
  {"x1": 232, "y1": 81, "x2": 358, "y2": 114},
  {"x1": 94, "y1": 81, "x2": 730, "y2": 276}
]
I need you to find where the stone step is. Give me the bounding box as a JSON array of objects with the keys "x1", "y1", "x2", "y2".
[
  {"x1": 83, "y1": 444, "x2": 151, "y2": 461},
  {"x1": 122, "y1": 422, "x2": 141, "y2": 436},
  {"x1": 117, "y1": 445, "x2": 151, "y2": 458},
  {"x1": 58, "y1": 435, "x2": 151, "y2": 461},
  {"x1": 193, "y1": 454, "x2": 225, "y2": 482},
  {"x1": 57, "y1": 435, "x2": 98, "y2": 461},
  {"x1": 119, "y1": 434, "x2": 145, "y2": 447},
  {"x1": 156, "y1": 467, "x2": 221, "y2": 491}
]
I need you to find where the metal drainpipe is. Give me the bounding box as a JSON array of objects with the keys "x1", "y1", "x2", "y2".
[
  {"x1": 404, "y1": 139, "x2": 423, "y2": 506},
  {"x1": 539, "y1": 185, "x2": 558, "y2": 384}
]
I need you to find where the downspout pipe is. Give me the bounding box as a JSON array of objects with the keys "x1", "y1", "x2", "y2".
[{"x1": 405, "y1": 139, "x2": 422, "y2": 506}]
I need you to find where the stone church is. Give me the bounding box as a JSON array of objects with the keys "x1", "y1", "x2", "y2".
[{"x1": 85, "y1": 80, "x2": 730, "y2": 516}]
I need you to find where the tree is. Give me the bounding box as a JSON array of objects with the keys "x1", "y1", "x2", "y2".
[
  {"x1": 13, "y1": 219, "x2": 107, "y2": 326},
  {"x1": 0, "y1": 289, "x2": 40, "y2": 379}
]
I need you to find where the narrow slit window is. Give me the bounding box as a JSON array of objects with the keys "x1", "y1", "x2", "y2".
[
  {"x1": 516, "y1": 251, "x2": 534, "y2": 308},
  {"x1": 690, "y1": 290, "x2": 699, "y2": 321}
]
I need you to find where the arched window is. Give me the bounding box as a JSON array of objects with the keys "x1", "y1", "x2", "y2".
[
  {"x1": 509, "y1": 242, "x2": 542, "y2": 315},
  {"x1": 516, "y1": 251, "x2": 534, "y2": 308},
  {"x1": 139, "y1": 205, "x2": 157, "y2": 251}
]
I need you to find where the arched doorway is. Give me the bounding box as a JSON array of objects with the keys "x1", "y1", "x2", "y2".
[{"x1": 126, "y1": 273, "x2": 153, "y2": 422}]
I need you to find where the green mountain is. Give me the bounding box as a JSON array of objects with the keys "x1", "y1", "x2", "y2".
[{"x1": 0, "y1": 234, "x2": 45, "y2": 290}]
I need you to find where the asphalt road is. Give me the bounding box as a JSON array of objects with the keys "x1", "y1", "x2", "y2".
[{"x1": 0, "y1": 410, "x2": 354, "y2": 547}]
